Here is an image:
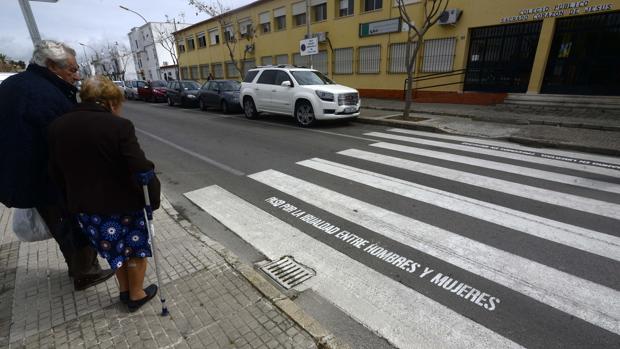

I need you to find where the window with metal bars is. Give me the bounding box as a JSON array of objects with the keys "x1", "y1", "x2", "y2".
[
  {"x1": 180, "y1": 67, "x2": 189, "y2": 79},
  {"x1": 313, "y1": 51, "x2": 328, "y2": 74},
  {"x1": 293, "y1": 53, "x2": 309, "y2": 67},
  {"x1": 358, "y1": 45, "x2": 381, "y2": 73},
  {"x1": 334, "y1": 47, "x2": 353, "y2": 74},
  {"x1": 212, "y1": 63, "x2": 224, "y2": 78},
  {"x1": 242, "y1": 59, "x2": 256, "y2": 76},
  {"x1": 261, "y1": 56, "x2": 273, "y2": 66},
  {"x1": 226, "y1": 61, "x2": 239, "y2": 78},
  {"x1": 276, "y1": 54, "x2": 288, "y2": 65},
  {"x1": 200, "y1": 65, "x2": 210, "y2": 79},
  {"x1": 389, "y1": 42, "x2": 416, "y2": 73},
  {"x1": 190, "y1": 66, "x2": 199, "y2": 79},
  {"x1": 421, "y1": 37, "x2": 456, "y2": 73}
]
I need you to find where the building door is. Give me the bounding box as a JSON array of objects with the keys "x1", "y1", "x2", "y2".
[
  {"x1": 464, "y1": 21, "x2": 542, "y2": 93},
  {"x1": 542, "y1": 11, "x2": 620, "y2": 95}
]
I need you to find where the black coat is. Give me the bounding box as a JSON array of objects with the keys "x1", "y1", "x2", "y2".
[
  {"x1": 0, "y1": 64, "x2": 78, "y2": 208},
  {"x1": 48, "y1": 103, "x2": 160, "y2": 215}
]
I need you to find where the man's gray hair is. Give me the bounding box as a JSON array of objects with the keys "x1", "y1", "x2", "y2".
[{"x1": 31, "y1": 40, "x2": 76, "y2": 68}]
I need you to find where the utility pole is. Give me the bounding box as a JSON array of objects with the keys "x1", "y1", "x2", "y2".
[
  {"x1": 306, "y1": 0, "x2": 312, "y2": 69},
  {"x1": 18, "y1": 0, "x2": 58, "y2": 46}
]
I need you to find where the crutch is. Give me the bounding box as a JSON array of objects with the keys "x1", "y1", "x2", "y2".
[{"x1": 138, "y1": 170, "x2": 169, "y2": 316}]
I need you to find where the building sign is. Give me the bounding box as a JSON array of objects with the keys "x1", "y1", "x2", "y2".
[
  {"x1": 300, "y1": 38, "x2": 318, "y2": 56},
  {"x1": 359, "y1": 18, "x2": 401, "y2": 37},
  {"x1": 500, "y1": 1, "x2": 613, "y2": 23}
]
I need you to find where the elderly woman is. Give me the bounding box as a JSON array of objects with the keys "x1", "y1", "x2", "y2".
[{"x1": 48, "y1": 76, "x2": 161, "y2": 312}]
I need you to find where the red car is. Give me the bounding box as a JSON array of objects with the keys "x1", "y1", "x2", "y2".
[{"x1": 138, "y1": 80, "x2": 167, "y2": 102}]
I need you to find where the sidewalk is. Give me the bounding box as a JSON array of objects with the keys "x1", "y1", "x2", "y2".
[
  {"x1": 358, "y1": 98, "x2": 620, "y2": 156},
  {"x1": 0, "y1": 199, "x2": 347, "y2": 349}
]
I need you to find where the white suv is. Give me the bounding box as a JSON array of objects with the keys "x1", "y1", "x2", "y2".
[{"x1": 240, "y1": 66, "x2": 361, "y2": 127}]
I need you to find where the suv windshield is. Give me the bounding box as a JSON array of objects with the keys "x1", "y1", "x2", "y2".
[
  {"x1": 290, "y1": 71, "x2": 334, "y2": 86},
  {"x1": 221, "y1": 81, "x2": 241, "y2": 91},
  {"x1": 182, "y1": 81, "x2": 200, "y2": 89}
]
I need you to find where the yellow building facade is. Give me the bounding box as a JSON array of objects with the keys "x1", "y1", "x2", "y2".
[{"x1": 175, "y1": 0, "x2": 620, "y2": 104}]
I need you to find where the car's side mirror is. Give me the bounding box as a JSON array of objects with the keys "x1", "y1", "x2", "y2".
[{"x1": 281, "y1": 81, "x2": 292, "y2": 87}]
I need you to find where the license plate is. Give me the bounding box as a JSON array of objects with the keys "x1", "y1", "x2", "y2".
[{"x1": 345, "y1": 107, "x2": 358, "y2": 113}]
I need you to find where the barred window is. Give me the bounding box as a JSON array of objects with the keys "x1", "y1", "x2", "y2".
[
  {"x1": 313, "y1": 51, "x2": 328, "y2": 75},
  {"x1": 180, "y1": 67, "x2": 189, "y2": 79},
  {"x1": 421, "y1": 37, "x2": 457, "y2": 73},
  {"x1": 293, "y1": 53, "x2": 309, "y2": 67},
  {"x1": 359, "y1": 45, "x2": 381, "y2": 73},
  {"x1": 389, "y1": 42, "x2": 417, "y2": 73},
  {"x1": 200, "y1": 64, "x2": 210, "y2": 79},
  {"x1": 190, "y1": 66, "x2": 199, "y2": 79},
  {"x1": 276, "y1": 54, "x2": 288, "y2": 65},
  {"x1": 242, "y1": 59, "x2": 256, "y2": 77},
  {"x1": 226, "y1": 61, "x2": 239, "y2": 78},
  {"x1": 261, "y1": 56, "x2": 273, "y2": 66},
  {"x1": 334, "y1": 47, "x2": 353, "y2": 74},
  {"x1": 212, "y1": 63, "x2": 224, "y2": 78}
]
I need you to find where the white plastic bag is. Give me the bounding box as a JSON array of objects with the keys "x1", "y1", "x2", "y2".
[{"x1": 11, "y1": 208, "x2": 52, "y2": 242}]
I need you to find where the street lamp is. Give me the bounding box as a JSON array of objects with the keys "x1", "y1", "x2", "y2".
[
  {"x1": 18, "y1": 0, "x2": 59, "y2": 46},
  {"x1": 80, "y1": 42, "x2": 101, "y2": 75},
  {"x1": 119, "y1": 5, "x2": 148, "y2": 24}
]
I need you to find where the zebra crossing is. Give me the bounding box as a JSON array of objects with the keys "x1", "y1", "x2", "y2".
[{"x1": 184, "y1": 128, "x2": 620, "y2": 348}]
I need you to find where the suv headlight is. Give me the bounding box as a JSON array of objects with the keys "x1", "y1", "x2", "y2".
[
  {"x1": 186, "y1": 94, "x2": 196, "y2": 98},
  {"x1": 315, "y1": 90, "x2": 334, "y2": 101}
]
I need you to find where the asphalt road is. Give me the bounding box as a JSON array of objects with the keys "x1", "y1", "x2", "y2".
[{"x1": 122, "y1": 100, "x2": 620, "y2": 349}]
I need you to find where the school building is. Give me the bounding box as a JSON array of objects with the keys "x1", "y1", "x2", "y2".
[{"x1": 174, "y1": 0, "x2": 620, "y2": 104}]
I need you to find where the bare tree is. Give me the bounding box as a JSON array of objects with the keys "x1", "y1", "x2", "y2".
[
  {"x1": 151, "y1": 17, "x2": 183, "y2": 81},
  {"x1": 397, "y1": 0, "x2": 449, "y2": 118},
  {"x1": 188, "y1": 0, "x2": 256, "y2": 78}
]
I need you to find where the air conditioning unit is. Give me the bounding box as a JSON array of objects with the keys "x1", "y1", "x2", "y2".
[
  {"x1": 438, "y1": 9, "x2": 462, "y2": 25},
  {"x1": 245, "y1": 44, "x2": 255, "y2": 52},
  {"x1": 315, "y1": 32, "x2": 327, "y2": 43}
]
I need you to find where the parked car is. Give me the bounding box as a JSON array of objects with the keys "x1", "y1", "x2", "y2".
[
  {"x1": 240, "y1": 65, "x2": 360, "y2": 127},
  {"x1": 138, "y1": 80, "x2": 167, "y2": 102},
  {"x1": 124, "y1": 80, "x2": 146, "y2": 100},
  {"x1": 197, "y1": 79, "x2": 241, "y2": 113},
  {"x1": 113, "y1": 80, "x2": 126, "y2": 94},
  {"x1": 165, "y1": 80, "x2": 201, "y2": 107}
]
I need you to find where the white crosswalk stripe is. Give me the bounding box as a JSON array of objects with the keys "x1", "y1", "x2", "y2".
[
  {"x1": 184, "y1": 130, "x2": 620, "y2": 347},
  {"x1": 339, "y1": 148, "x2": 620, "y2": 219},
  {"x1": 364, "y1": 139, "x2": 620, "y2": 194},
  {"x1": 385, "y1": 128, "x2": 620, "y2": 167},
  {"x1": 184, "y1": 185, "x2": 525, "y2": 349},
  {"x1": 249, "y1": 169, "x2": 620, "y2": 336},
  {"x1": 297, "y1": 158, "x2": 620, "y2": 261}
]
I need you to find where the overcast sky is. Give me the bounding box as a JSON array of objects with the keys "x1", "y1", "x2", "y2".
[{"x1": 0, "y1": 0, "x2": 254, "y2": 62}]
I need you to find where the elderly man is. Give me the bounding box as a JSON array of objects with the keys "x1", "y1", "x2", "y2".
[{"x1": 0, "y1": 40, "x2": 114, "y2": 290}]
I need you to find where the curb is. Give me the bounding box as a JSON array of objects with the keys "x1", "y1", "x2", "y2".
[
  {"x1": 361, "y1": 106, "x2": 620, "y2": 132},
  {"x1": 355, "y1": 116, "x2": 620, "y2": 157},
  {"x1": 159, "y1": 197, "x2": 350, "y2": 349}
]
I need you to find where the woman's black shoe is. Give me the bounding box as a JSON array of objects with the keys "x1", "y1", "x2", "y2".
[
  {"x1": 119, "y1": 291, "x2": 129, "y2": 304},
  {"x1": 127, "y1": 284, "x2": 158, "y2": 312}
]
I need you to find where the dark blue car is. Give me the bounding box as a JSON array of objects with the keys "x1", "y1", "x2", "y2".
[{"x1": 197, "y1": 80, "x2": 241, "y2": 114}]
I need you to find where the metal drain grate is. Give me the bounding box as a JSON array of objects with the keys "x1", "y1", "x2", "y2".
[{"x1": 259, "y1": 256, "x2": 315, "y2": 289}]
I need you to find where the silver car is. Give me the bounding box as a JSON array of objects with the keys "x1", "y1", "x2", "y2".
[{"x1": 124, "y1": 80, "x2": 146, "y2": 100}]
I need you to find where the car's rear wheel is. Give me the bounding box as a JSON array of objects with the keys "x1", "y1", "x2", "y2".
[
  {"x1": 199, "y1": 99, "x2": 206, "y2": 111},
  {"x1": 221, "y1": 100, "x2": 229, "y2": 114},
  {"x1": 243, "y1": 97, "x2": 258, "y2": 119},
  {"x1": 295, "y1": 101, "x2": 316, "y2": 127},
  {"x1": 167, "y1": 97, "x2": 174, "y2": 106}
]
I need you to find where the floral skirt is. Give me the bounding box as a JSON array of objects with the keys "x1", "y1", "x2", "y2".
[{"x1": 77, "y1": 210, "x2": 152, "y2": 270}]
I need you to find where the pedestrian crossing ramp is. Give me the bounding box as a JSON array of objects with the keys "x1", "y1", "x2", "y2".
[{"x1": 185, "y1": 128, "x2": 620, "y2": 349}]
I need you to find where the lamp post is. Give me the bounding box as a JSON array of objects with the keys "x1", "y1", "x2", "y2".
[
  {"x1": 119, "y1": 5, "x2": 148, "y2": 24},
  {"x1": 18, "y1": 0, "x2": 59, "y2": 46},
  {"x1": 120, "y1": 5, "x2": 150, "y2": 80},
  {"x1": 80, "y1": 42, "x2": 100, "y2": 75}
]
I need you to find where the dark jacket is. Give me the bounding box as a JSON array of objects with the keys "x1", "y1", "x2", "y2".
[
  {"x1": 48, "y1": 102, "x2": 160, "y2": 215},
  {"x1": 0, "y1": 64, "x2": 78, "y2": 208}
]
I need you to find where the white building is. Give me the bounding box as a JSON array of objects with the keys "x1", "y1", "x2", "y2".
[{"x1": 128, "y1": 22, "x2": 189, "y2": 81}]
